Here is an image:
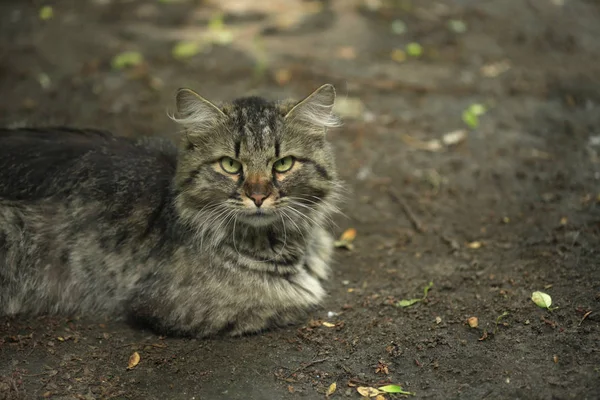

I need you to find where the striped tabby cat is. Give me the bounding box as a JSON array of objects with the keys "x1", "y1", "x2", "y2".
[{"x1": 0, "y1": 84, "x2": 342, "y2": 337}]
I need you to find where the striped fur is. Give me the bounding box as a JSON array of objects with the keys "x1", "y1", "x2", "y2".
[{"x1": 0, "y1": 85, "x2": 342, "y2": 337}]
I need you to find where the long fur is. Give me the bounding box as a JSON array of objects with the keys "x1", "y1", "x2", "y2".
[{"x1": 0, "y1": 85, "x2": 342, "y2": 338}]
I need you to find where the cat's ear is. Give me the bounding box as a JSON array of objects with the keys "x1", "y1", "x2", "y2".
[
  {"x1": 284, "y1": 84, "x2": 341, "y2": 131},
  {"x1": 172, "y1": 88, "x2": 225, "y2": 130}
]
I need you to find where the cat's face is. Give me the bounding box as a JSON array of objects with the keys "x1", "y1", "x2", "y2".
[{"x1": 173, "y1": 85, "x2": 341, "y2": 230}]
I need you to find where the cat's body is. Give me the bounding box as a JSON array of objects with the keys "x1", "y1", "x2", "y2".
[{"x1": 0, "y1": 85, "x2": 341, "y2": 337}]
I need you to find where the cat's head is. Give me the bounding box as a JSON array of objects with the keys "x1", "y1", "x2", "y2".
[{"x1": 172, "y1": 84, "x2": 342, "y2": 231}]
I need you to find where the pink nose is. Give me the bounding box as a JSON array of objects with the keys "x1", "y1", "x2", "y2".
[{"x1": 250, "y1": 193, "x2": 268, "y2": 207}]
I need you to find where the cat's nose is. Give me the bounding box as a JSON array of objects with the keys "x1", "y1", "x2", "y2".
[{"x1": 249, "y1": 193, "x2": 269, "y2": 207}]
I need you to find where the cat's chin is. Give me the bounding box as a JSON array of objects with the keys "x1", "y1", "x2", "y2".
[{"x1": 238, "y1": 211, "x2": 279, "y2": 228}]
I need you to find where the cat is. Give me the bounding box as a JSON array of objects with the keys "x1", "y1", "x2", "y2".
[{"x1": 0, "y1": 84, "x2": 343, "y2": 337}]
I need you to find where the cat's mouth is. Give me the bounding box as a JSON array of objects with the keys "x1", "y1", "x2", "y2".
[{"x1": 238, "y1": 208, "x2": 278, "y2": 227}]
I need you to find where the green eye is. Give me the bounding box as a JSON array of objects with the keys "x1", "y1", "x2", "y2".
[
  {"x1": 273, "y1": 156, "x2": 294, "y2": 173},
  {"x1": 220, "y1": 157, "x2": 242, "y2": 174}
]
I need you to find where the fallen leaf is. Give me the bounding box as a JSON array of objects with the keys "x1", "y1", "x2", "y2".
[
  {"x1": 467, "y1": 241, "x2": 482, "y2": 249},
  {"x1": 326, "y1": 382, "x2": 337, "y2": 396},
  {"x1": 406, "y1": 42, "x2": 423, "y2": 57},
  {"x1": 559, "y1": 217, "x2": 568, "y2": 226},
  {"x1": 357, "y1": 386, "x2": 381, "y2": 397},
  {"x1": 172, "y1": 41, "x2": 203, "y2": 60},
  {"x1": 435, "y1": 316, "x2": 442, "y2": 324},
  {"x1": 375, "y1": 395, "x2": 386, "y2": 400},
  {"x1": 462, "y1": 103, "x2": 487, "y2": 129},
  {"x1": 397, "y1": 298, "x2": 421, "y2": 307},
  {"x1": 322, "y1": 322, "x2": 335, "y2": 328},
  {"x1": 334, "y1": 228, "x2": 357, "y2": 250},
  {"x1": 127, "y1": 351, "x2": 140, "y2": 370},
  {"x1": 378, "y1": 384, "x2": 415, "y2": 395},
  {"x1": 553, "y1": 355, "x2": 558, "y2": 364},
  {"x1": 531, "y1": 291, "x2": 552, "y2": 309},
  {"x1": 375, "y1": 361, "x2": 389, "y2": 375},
  {"x1": 396, "y1": 282, "x2": 433, "y2": 308},
  {"x1": 274, "y1": 69, "x2": 292, "y2": 85},
  {"x1": 391, "y1": 49, "x2": 407, "y2": 63},
  {"x1": 39, "y1": 6, "x2": 54, "y2": 20},
  {"x1": 478, "y1": 330, "x2": 488, "y2": 341},
  {"x1": 400, "y1": 134, "x2": 442, "y2": 152},
  {"x1": 442, "y1": 129, "x2": 468, "y2": 146},
  {"x1": 111, "y1": 51, "x2": 144, "y2": 70},
  {"x1": 467, "y1": 317, "x2": 479, "y2": 328}
]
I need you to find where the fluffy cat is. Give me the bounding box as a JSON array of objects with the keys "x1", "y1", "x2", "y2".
[{"x1": 0, "y1": 84, "x2": 342, "y2": 337}]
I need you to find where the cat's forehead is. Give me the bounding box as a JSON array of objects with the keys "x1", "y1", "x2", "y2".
[{"x1": 223, "y1": 97, "x2": 283, "y2": 152}]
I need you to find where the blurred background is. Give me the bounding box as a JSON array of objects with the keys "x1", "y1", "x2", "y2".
[{"x1": 1, "y1": 1, "x2": 600, "y2": 399}]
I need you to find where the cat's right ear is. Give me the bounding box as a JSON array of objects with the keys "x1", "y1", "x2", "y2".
[{"x1": 172, "y1": 88, "x2": 225, "y2": 131}]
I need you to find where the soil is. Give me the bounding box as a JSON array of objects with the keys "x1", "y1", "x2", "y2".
[{"x1": 1, "y1": 0, "x2": 600, "y2": 399}]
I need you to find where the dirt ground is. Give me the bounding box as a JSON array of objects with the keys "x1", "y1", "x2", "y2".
[{"x1": 1, "y1": 0, "x2": 599, "y2": 399}]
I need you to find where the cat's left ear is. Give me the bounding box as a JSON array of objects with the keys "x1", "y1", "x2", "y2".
[
  {"x1": 284, "y1": 84, "x2": 341, "y2": 132},
  {"x1": 172, "y1": 88, "x2": 225, "y2": 131}
]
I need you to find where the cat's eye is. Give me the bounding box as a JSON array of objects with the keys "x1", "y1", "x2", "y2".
[
  {"x1": 220, "y1": 157, "x2": 242, "y2": 174},
  {"x1": 273, "y1": 156, "x2": 294, "y2": 173}
]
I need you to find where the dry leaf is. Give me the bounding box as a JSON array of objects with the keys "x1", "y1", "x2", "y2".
[
  {"x1": 467, "y1": 241, "x2": 482, "y2": 249},
  {"x1": 357, "y1": 386, "x2": 381, "y2": 397},
  {"x1": 375, "y1": 395, "x2": 386, "y2": 400},
  {"x1": 391, "y1": 49, "x2": 407, "y2": 63},
  {"x1": 322, "y1": 321, "x2": 336, "y2": 328},
  {"x1": 334, "y1": 228, "x2": 357, "y2": 250},
  {"x1": 326, "y1": 382, "x2": 337, "y2": 396},
  {"x1": 559, "y1": 217, "x2": 568, "y2": 226},
  {"x1": 442, "y1": 129, "x2": 468, "y2": 146},
  {"x1": 127, "y1": 351, "x2": 140, "y2": 370},
  {"x1": 467, "y1": 317, "x2": 479, "y2": 328},
  {"x1": 401, "y1": 134, "x2": 443, "y2": 152},
  {"x1": 274, "y1": 69, "x2": 292, "y2": 85}
]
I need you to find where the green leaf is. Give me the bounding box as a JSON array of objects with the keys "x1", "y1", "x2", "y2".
[
  {"x1": 462, "y1": 110, "x2": 478, "y2": 128},
  {"x1": 462, "y1": 103, "x2": 487, "y2": 129},
  {"x1": 111, "y1": 51, "x2": 144, "y2": 70},
  {"x1": 397, "y1": 281, "x2": 434, "y2": 308},
  {"x1": 172, "y1": 41, "x2": 203, "y2": 60},
  {"x1": 406, "y1": 42, "x2": 423, "y2": 57},
  {"x1": 397, "y1": 298, "x2": 421, "y2": 307},
  {"x1": 468, "y1": 103, "x2": 487, "y2": 116},
  {"x1": 39, "y1": 6, "x2": 54, "y2": 20},
  {"x1": 423, "y1": 281, "x2": 434, "y2": 298},
  {"x1": 378, "y1": 385, "x2": 416, "y2": 395},
  {"x1": 531, "y1": 291, "x2": 552, "y2": 309}
]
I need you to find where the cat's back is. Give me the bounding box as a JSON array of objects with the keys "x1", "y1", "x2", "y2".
[{"x1": 0, "y1": 127, "x2": 178, "y2": 202}]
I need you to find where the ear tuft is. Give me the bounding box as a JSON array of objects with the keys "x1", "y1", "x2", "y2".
[{"x1": 285, "y1": 84, "x2": 342, "y2": 130}]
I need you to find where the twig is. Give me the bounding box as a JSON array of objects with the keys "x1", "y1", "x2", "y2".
[
  {"x1": 387, "y1": 189, "x2": 426, "y2": 233},
  {"x1": 579, "y1": 310, "x2": 592, "y2": 326},
  {"x1": 286, "y1": 357, "x2": 329, "y2": 378}
]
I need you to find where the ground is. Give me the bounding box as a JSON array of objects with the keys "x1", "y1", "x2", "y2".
[{"x1": 1, "y1": 0, "x2": 599, "y2": 399}]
